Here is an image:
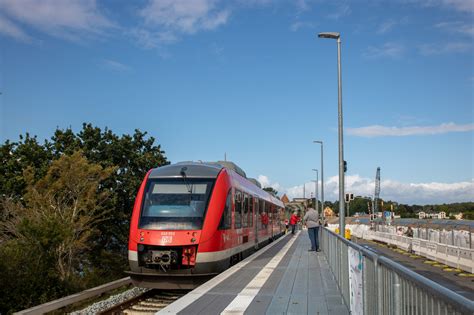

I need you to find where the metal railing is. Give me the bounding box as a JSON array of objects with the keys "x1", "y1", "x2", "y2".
[
  {"x1": 321, "y1": 228, "x2": 474, "y2": 315},
  {"x1": 15, "y1": 277, "x2": 132, "y2": 314}
]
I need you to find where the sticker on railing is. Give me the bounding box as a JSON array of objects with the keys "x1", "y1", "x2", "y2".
[{"x1": 348, "y1": 247, "x2": 363, "y2": 314}]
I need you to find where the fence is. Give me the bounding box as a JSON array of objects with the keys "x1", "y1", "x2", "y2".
[
  {"x1": 349, "y1": 226, "x2": 474, "y2": 273},
  {"x1": 321, "y1": 228, "x2": 474, "y2": 315}
]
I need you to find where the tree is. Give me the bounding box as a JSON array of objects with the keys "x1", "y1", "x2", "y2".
[
  {"x1": 0, "y1": 134, "x2": 53, "y2": 198},
  {"x1": 1, "y1": 124, "x2": 169, "y2": 269},
  {"x1": 0, "y1": 124, "x2": 169, "y2": 312},
  {"x1": 349, "y1": 196, "x2": 371, "y2": 214},
  {"x1": 263, "y1": 187, "x2": 278, "y2": 196},
  {"x1": 0, "y1": 152, "x2": 115, "y2": 312}
]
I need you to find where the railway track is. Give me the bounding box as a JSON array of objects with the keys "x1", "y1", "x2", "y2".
[{"x1": 100, "y1": 289, "x2": 188, "y2": 315}]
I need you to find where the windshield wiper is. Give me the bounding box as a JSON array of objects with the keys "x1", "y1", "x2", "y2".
[{"x1": 180, "y1": 167, "x2": 193, "y2": 195}]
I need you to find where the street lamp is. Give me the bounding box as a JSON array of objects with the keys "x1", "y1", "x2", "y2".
[
  {"x1": 313, "y1": 140, "x2": 324, "y2": 219},
  {"x1": 318, "y1": 31, "x2": 345, "y2": 237},
  {"x1": 312, "y1": 169, "x2": 319, "y2": 213}
]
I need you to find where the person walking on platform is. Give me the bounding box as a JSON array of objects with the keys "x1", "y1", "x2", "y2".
[
  {"x1": 304, "y1": 208, "x2": 320, "y2": 252},
  {"x1": 290, "y1": 212, "x2": 298, "y2": 235}
]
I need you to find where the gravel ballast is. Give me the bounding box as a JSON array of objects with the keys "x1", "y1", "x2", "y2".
[{"x1": 69, "y1": 287, "x2": 148, "y2": 315}]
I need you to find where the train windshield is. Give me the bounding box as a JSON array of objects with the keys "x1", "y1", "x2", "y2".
[{"x1": 139, "y1": 178, "x2": 215, "y2": 230}]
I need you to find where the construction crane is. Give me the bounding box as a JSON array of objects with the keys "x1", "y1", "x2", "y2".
[{"x1": 372, "y1": 167, "x2": 381, "y2": 221}]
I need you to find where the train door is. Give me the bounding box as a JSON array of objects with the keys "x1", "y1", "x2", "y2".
[
  {"x1": 269, "y1": 204, "x2": 274, "y2": 239},
  {"x1": 254, "y1": 196, "x2": 259, "y2": 248}
]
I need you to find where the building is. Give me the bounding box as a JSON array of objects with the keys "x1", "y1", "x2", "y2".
[
  {"x1": 280, "y1": 194, "x2": 290, "y2": 205},
  {"x1": 323, "y1": 206, "x2": 334, "y2": 217}
]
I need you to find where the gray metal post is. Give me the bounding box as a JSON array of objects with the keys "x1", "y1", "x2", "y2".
[
  {"x1": 337, "y1": 36, "x2": 345, "y2": 236},
  {"x1": 317, "y1": 32, "x2": 345, "y2": 236},
  {"x1": 321, "y1": 142, "x2": 324, "y2": 217},
  {"x1": 314, "y1": 140, "x2": 325, "y2": 220},
  {"x1": 312, "y1": 169, "x2": 319, "y2": 213},
  {"x1": 393, "y1": 273, "x2": 401, "y2": 315}
]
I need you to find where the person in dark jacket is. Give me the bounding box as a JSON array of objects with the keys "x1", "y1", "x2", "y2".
[{"x1": 303, "y1": 208, "x2": 320, "y2": 251}]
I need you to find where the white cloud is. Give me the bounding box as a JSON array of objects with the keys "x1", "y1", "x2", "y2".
[
  {"x1": 0, "y1": 15, "x2": 32, "y2": 42},
  {"x1": 327, "y1": 3, "x2": 351, "y2": 20},
  {"x1": 280, "y1": 175, "x2": 474, "y2": 205},
  {"x1": 0, "y1": 0, "x2": 113, "y2": 42},
  {"x1": 409, "y1": 0, "x2": 474, "y2": 13},
  {"x1": 290, "y1": 21, "x2": 314, "y2": 32},
  {"x1": 347, "y1": 122, "x2": 474, "y2": 137},
  {"x1": 435, "y1": 21, "x2": 474, "y2": 37},
  {"x1": 439, "y1": 0, "x2": 474, "y2": 13},
  {"x1": 363, "y1": 42, "x2": 405, "y2": 59},
  {"x1": 295, "y1": 0, "x2": 310, "y2": 13},
  {"x1": 129, "y1": 28, "x2": 178, "y2": 49},
  {"x1": 376, "y1": 19, "x2": 397, "y2": 34},
  {"x1": 140, "y1": 0, "x2": 229, "y2": 34},
  {"x1": 102, "y1": 59, "x2": 131, "y2": 72},
  {"x1": 257, "y1": 175, "x2": 282, "y2": 193},
  {"x1": 133, "y1": 0, "x2": 229, "y2": 48},
  {"x1": 418, "y1": 42, "x2": 472, "y2": 55}
]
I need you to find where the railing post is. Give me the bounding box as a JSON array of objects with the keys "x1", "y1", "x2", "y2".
[
  {"x1": 375, "y1": 257, "x2": 383, "y2": 315},
  {"x1": 363, "y1": 255, "x2": 368, "y2": 315},
  {"x1": 393, "y1": 272, "x2": 401, "y2": 315}
]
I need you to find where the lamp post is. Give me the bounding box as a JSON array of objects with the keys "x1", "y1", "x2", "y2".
[
  {"x1": 312, "y1": 169, "x2": 319, "y2": 213},
  {"x1": 318, "y1": 31, "x2": 345, "y2": 237},
  {"x1": 313, "y1": 140, "x2": 324, "y2": 218}
]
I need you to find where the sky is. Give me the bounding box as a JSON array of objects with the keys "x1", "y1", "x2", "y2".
[{"x1": 0, "y1": 0, "x2": 473, "y2": 205}]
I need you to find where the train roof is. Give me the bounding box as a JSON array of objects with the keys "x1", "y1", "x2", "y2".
[
  {"x1": 148, "y1": 162, "x2": 222, "y2": 179},
  {"x1": 150, "y1": 161, "x2": 249, "y2": 179},
  {"x1": 149, "y1": 161, "x2": 283, "y2": 207}
]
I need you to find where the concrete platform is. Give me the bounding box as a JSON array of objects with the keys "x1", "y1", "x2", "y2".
[{"x1": 158, "y1": 231, "x2": 349, "y2": 315}]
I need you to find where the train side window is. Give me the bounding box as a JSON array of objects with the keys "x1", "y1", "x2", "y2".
[
  {"x1": 249, "y1": 196, "x2": 254, "y2": 227},
  {"x1": 266, "y1": 203, "x2": 273, "y2": 226},
  {"x1": 242, "y1": 193, "x2": 249, "y2": 228},
  {"x1": 218, "y1": 190, "x2": 232, "y2": 230},
  {"x1": 234, "y1": 190, "x2": 242, "y2": 229}
]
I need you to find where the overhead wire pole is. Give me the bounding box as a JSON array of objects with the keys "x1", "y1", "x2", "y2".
[
  {"x1": 318, "y1": 31, "x2": 345, "y2": 237},
  {"x1": 312, "y1": 169, "x2": 319, "y2": 213},
  {"x1": 314, "y1": 140, "x2": 324, "y2": 219}
]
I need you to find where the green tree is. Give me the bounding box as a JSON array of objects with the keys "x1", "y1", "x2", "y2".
[
  {"x1": 0, "y1": 134, "x2": 53, "y2": 198},
  {"x1": 0, "y1": 152, "x2": 114, "y2": 312},
  {"x1": 0, "y1": 124, "x2": 169, "y2": 312},
  {"x1": 1, "y1": 124, "x2": 169, "y2": 274},
  {"x1": 349, "y1": 196, "x2": 372, "y2": 215},
  {"x1": 263, "y1": 187, "x2": 278, "y2": 196}
]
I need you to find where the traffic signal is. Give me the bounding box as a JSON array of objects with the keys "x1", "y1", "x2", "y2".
[
  {"x1": 344, "y1": 160, "x2": 347, "y2": 173},
  {"x1": 345, "y1": 193, "x2": 354, "y2": 203}
]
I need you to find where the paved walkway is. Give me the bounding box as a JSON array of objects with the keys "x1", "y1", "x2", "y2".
[{"x1": 158, "y1": 231, "x2": 349, "y2": 314}]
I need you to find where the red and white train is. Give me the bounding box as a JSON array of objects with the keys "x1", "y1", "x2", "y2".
[{"x1": 128, "y1": 161, "x2": 286, "y2": 288}]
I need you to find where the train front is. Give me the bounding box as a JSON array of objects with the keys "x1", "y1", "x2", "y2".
[{"x1": 127, "y1": 163, "x2": 222, "y2": 289}]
